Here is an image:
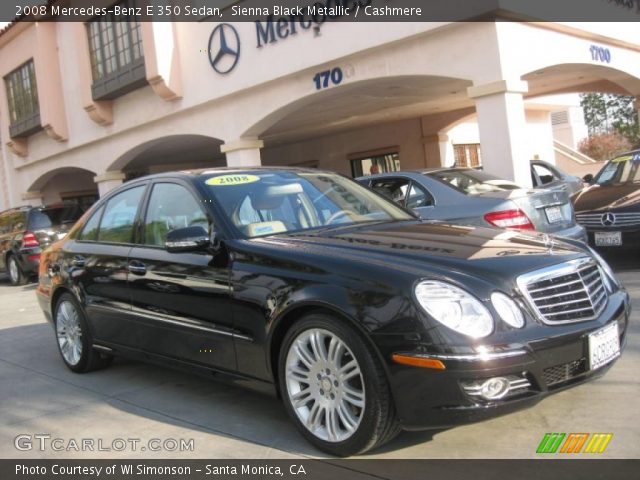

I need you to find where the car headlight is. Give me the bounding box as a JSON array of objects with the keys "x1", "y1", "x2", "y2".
[
  {"x1": 414, "y1": 280, "x2": 493, "y2": 338},
  {"x1": 491, "y1": 292, "x2": 525, "y2": 328},
  {"x1": 588, "y1": 247, "x2": 620, "y2": 291}
]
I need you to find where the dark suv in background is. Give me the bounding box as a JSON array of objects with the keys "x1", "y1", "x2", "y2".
[{"x1": 0, "y1": 204, "x2": 84, "y2": 285}]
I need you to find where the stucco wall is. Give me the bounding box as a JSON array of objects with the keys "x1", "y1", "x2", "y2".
[{"x1": 261, "y1": 118, "x2": 426, "y2": 176}]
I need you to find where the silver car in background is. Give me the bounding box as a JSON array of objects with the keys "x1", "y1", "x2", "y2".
[{"x1": 357, "y1": 168, "x2": 587, "y2": 242}]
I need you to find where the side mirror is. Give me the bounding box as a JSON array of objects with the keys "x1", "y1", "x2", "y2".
[
  {"x1": 582, "y1": 173, "x2": 594, "y2": 184},
  {"x1": 165, "y1": 226, "x2": 211, "y2": 253}
]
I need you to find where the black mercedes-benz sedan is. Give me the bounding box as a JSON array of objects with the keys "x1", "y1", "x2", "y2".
[
  {"x1": 574, "y1": 150, "x2": 640, "y2": 249},
  {"x1": 36, "y1": 168, "x2": 629, "y2": 456}
]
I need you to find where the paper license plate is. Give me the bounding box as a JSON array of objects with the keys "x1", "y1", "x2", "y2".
[
  {"x1": 545, "y1": 206, "x2": 563, "y2": 224},
  {"x1": 594, "y1": 231, "x2": 622, "y2": 246},
  {"x1": 588, "y1": 323, "x2": 620, "y2": 370}
]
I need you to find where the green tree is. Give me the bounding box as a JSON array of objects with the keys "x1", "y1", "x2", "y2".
[{"x1": 580, "y1": 93, "x2": 639, "y2": 148}]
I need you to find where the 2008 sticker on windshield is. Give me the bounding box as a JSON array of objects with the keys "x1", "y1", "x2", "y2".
[{"x1": 206, "y1": 174, "x2": 260, "y2": 186}]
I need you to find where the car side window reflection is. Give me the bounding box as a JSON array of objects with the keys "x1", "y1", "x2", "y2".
[
  {"x1": 533, "y1": 164, "x2": 557, "y2": 185},
  {"x1": 97, "y1": 186, "x2": 145, "y2": 244},
  {"x1": 144, "y1": 183, "x2": 209, "y2": 247},
  {"x1": 371, "y1": 178, "x2": 411, "y2": 205},
  {"x1": 406, "y1": 183, "x2": 434, "y2": 209},
  {"x1": 78, "y1": 205, "x2": 105, "y2": 241}
]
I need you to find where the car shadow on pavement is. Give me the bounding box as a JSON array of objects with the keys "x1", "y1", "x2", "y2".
[{"x1": 0, "y1": 322, "x2": 442, "y2": 458}]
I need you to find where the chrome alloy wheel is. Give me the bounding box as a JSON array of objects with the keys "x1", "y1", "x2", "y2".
[
  {"x1": 56, "y1": 300, "x2": 83, "y2": 366},
  {"x1": 285, "y1": 328, "x2": 365, "y2": 443},
  {"x1": 8, "y1": 257, "x2": 19, "y2": 284}
]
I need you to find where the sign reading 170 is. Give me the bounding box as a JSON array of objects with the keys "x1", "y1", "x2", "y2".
[
  {"x1": 313, "y1": 67, "x2": 344, "y2": 90},
  {"x1": 590, "y1": 45, "x2": 611, "y2": 63}
]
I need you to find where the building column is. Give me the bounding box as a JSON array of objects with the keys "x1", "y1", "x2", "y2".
[
  {"x1": 22, "y1": 190, "x2": 44, "y2": 207},
  {"x1": 421, "y1": 133, "x2": 454, "y2": 168},
  {"x1": 94, "y1": 171, "x2": 126, "y2": 197},
  {"x1": 438, "y1": 133, "x2": 455, "y2": 167},
  {"x1": 220, "y1": 138, "x2": 264, "y2": 167},
  {"x1": 468, "y1": 79, "x2": 531, "y2": 186}
]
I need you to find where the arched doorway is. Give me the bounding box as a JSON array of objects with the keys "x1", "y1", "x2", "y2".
[
  {"x1": 240, "y1": 75, "x2": 474, "y2": 176},
  {"x1": 27, "y1": 167, "x2": 98, "y2": 210},
  {"x1": 107, "y1": 134, "x2": 226, "y2": 180}
]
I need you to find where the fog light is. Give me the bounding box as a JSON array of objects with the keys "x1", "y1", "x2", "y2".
[
  {"x1": 461, "y1": 375, "x2": 532, "y2": 402},
  {"x1": 480, "y1": 377, "x2": 510, "y2": 400}
]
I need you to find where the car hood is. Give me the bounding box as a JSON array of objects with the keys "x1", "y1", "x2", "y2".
[
  {"x1": 253, "y1": 221, "x2": 587, "y2": 284},
  {"x1": 573, "y1": 183, "x2": 640, "y2": 212}
]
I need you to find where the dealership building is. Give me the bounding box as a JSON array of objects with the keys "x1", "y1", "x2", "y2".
[{"x1": 0, "y1": 3, "x2": 639, "y2": 210}]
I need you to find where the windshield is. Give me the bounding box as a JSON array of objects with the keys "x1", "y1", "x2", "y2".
[
  {"x1": 428, "y1": 169, "x2": 521, "y2": 195},
  {"x1": 200, "y1": 171, "x2": 414, "y2": 238},
  {"x1": 594, "y1": 154, "x2": 640, "y2": 185},
  {"x1": 28, "y1": 205, "x2": 83, "y2": 230}
]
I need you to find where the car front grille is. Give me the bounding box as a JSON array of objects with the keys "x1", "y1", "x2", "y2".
[
  {"x1": 517, "y1": 258, "x2": 607, "y2": 324},
  {"x1": 543, "y1": 359, "x2": 587, "y2": 387},
  {"x1": 576, "y1": 212, "x2": 640, "y2": 228}
]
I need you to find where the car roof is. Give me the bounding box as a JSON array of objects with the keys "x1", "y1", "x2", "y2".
[
  {"x1": 613, "y1": 149, "x2": 640, "y2": 158},
  {"x1": 137, "y1": 166, "x2": 326, "y2": 180}
]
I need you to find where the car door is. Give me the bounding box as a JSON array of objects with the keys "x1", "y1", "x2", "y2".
[
  {"x1": 126, "y1": 181, "x2": 236, "y2": 372},
  {"x1": 64, "y1": 184, "x2": 147, "y2": 344}
]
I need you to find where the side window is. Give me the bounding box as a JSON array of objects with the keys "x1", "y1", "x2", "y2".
[
  {"x1": 371, "y1": 178, "x2": 411, "y2": 206},
  {"x1": 97, "y1": 186, "x2": 145, "y2": 244},
  {"x1": 78, "y1": 205, "x2": 105, "y2": 241},
  {"x1": 406, "y1": 183, "x2": 434, "y2": 209},
  {"x1": 144, "y1": 183, "x2": 208, "y2": 247},
  {"x1": 532, "y1": 164, "x2": 558, "y2": 185}
]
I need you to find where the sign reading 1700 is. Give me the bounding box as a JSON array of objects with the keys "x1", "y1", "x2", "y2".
[{"x1": 255, "y1": 0, "x2": 372, "y2": 48}]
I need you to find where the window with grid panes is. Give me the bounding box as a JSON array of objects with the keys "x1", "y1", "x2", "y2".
[
  {"x1": 86, "y1": 0, "x2": 147, "y2": 100},
  {"x1": 4, "y1": 60, "x2": 41, "y2": 138}
]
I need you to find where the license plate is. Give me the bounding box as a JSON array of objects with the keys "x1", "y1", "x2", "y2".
[
  {"x1": 594, "y1": 231, "x2": 622, "y2": 246},
  {"x1": 545, "y1": 206, "x2": 563, "y2": 224},
  {"x1": 588, "y1": 323, "x2": 620, "y2": 370}
]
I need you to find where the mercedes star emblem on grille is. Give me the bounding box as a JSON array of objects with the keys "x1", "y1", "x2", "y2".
[{"x1": 601, "y1": 212, "x2": 616, "y2": 227}]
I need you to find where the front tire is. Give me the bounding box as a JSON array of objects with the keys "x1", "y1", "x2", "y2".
[
  {"x1": 278, "y1": 312, "x2": 399, "y2": 456},
  {"x1": 54, "y1": 293, "x2": 113, "y2": 373},
  {"x1": 7, "y1": 255, "x2": 27, "y2": 286}
]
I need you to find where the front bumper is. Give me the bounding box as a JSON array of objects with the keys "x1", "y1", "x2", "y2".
[{"x1": 384, "y1": 290, "x2": 629, "y2": 430}]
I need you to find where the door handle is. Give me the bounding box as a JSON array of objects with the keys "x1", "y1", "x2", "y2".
[
  {"x1": 128, "y1": 261, "x2": 147, "y2": 276},
  {"x1": 71, "y1": 255, "x2": 85, "y2": 268}
]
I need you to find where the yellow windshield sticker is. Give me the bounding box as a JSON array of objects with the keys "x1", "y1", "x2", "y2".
[
  {"x1": 206, "y1": 174, "x2": 260, "y2": 186},
  {"x1": 612, "y1": 155, "x2": 632, "y2": 163}
]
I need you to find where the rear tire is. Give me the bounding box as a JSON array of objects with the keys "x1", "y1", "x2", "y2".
[
  {"x1": 54, "y1": 293, "x2": 113, "y2": 373},
  {"x1": 278, "y1": 312, "x2": 400, "y2": 456},
  {"x1": 7, "y1": 255, "x2": 27, "y2": 286}
]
